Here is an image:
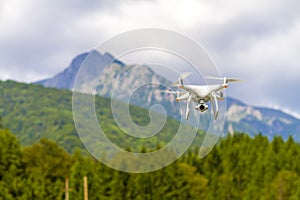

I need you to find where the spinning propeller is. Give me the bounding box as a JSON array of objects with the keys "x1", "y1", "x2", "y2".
[
  {"x1": 205, "y1": 76, "x2": 242, "y2": 84},
  {"x1": 160, "y1": 89, "x2": 186, "y2": 97},
  {"x1": 170, "y1": 72, "x2": 192, "y2": 87}
]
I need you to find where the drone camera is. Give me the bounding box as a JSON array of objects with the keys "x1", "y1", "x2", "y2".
[{"x1": 195, "y1": 104, "x2": 208, "y2": 112}]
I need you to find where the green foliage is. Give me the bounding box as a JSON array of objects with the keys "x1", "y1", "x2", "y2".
[
  {"x1": 2, "y1": 80, "x2": 300, "y2": 199},
  {"x1": 0, "y1": 129, "x2": 24, "y2": 200},
  {"x1": 1, "y1": 128, "x2": 300, "y2": 199},
  {"x1": 0, "y1": 80, "x2": 201, "y2": 153},
  {"x1": 198, "y1": 132, "x2": 300, "y2": 199},
  {"x1": 0, "y1": 116, "x2": 3, "y2": 129},
  {"x1": 0, "y1": 80, "x2": 81, "y2": 152},
  {"x1": 22, "y1": 139, "x2": 72, "y2": 199},
  {"x1": 0, "y1": 128, "x2": 72, "y2": 199}
]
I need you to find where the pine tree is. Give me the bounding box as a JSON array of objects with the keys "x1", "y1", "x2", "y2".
[
  {"x1": 0, "y1": 129, "x2": 24, "y2": 199},
  {"x1": 22, "y1": 138, "x2": 72, "y2": 199}
]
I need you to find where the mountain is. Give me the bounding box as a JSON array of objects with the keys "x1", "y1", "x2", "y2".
[
  {"x1": 35, "y1": 51, "x2": 300, "y2": 140},
  {"x1": 35, "y1": 51, "x2": 125, "y2": 89},
  {"x1": 225, "y1": 98, "x2": 300, "y2": 140},
  {"x1": 35, "y1": 51, "x2": 181, "y2": 119}
]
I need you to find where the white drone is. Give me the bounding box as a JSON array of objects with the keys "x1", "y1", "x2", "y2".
[{"x1": 167, "y1": 72, "x2": 241, "y2": 120}]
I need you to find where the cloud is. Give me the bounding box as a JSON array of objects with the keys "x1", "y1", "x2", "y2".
[
  {"x1": 0, "y1": 0, "x2": 300, "y2": 116},
  {"x1": 222, "y1": 19, "x2": 300, "y2": 111},
  {"x1": 188, "y1": 0, "x2": 300, "y2": 115},
  {"x1": 0, "y1": 0, "x2": 119, "y2": 81}
]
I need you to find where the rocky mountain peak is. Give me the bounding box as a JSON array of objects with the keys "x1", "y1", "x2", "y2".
[
  {"x1": 34, "y1": 50, "x2": 124, "y2": 90},
  {"x1": 34, "y1": 51, "x2": 300, "y2": 141}
]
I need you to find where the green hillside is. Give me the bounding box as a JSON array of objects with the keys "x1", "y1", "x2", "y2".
[
  {"x1": 0, "y1": 80, "x2": 202, "y2": 153},
  {"x1": 1, "y1": 80, "x2": 81, "y2": 151}
]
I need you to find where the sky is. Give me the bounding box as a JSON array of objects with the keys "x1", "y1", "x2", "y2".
[{"x1": 0, "y1": 0, "x2": 300, "y2": 117}]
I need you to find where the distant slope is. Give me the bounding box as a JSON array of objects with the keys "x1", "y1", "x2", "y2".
[
  {"x1": 225, "y1": 98, "x2": 300, "y2": 140},
  {"x1": 34, "y1": 51, "x2": 300, "y2": 140},
  {"x1": 0, "y1": 80, "x2": 199, "y2": 153}
]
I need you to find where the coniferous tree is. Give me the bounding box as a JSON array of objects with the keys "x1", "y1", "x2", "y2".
[
  {"x1": 0, "y1": 129, "x2": 24, "y2": 199},
  {"x1": 23, "y1": 139, "x2": 72, "y2": 200}
]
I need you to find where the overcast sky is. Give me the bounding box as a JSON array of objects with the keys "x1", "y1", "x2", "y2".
[{"x1": 1, "y1": 0, "x2": 300, "y2": 117}]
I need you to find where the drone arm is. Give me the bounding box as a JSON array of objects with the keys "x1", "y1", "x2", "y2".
[
  {"x1": 176, "y1": 91, "x2": 188, "y2": 97},
  {"x1": 176, "y1": 92, "x2": 190, "y2": 101},
  {"x1": 210, "y1": 92, "x2": 219, "y2": 120},
  {"x1": 215, "y1": 91, "x2": 224, "y2": 100}
]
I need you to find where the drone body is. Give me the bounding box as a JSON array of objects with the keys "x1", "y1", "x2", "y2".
[{"x1": 169, "y1": 72, "x2": 241, "y2": 120}]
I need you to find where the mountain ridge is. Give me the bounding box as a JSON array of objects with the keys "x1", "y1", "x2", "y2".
[
  {"x1": 34, "y1": 51, "x2": 300, "y2": 140},
  {"x1": 35, "y1": 51, "x2": 125, "y2": 89}
]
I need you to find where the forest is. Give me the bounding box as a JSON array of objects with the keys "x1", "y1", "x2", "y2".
[
  {"x1": 1, "y1": 80, "x2": 300, "y2": 199},
  {"x1": 1, "y1": 123, "x2": 300, "y2": 199}
]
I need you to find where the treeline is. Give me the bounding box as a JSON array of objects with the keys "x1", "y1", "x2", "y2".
[
  {"x1": 0, "y1": 80, "x2": 187, "y2": 153},
  {"x1": 1, "y1": 127, "x2": 300, "y2": 199}
]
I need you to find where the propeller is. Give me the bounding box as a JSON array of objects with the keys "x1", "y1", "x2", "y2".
[
  {"x1": 160, "y1": 90, "x2": 187, "y2": 97},
  {"x1": 171, "y1": 72, "x2": 192, "y2": 86},
  {"x1": 170, "y1": 82, "x2": 180, "y2": 87},
  {"x1": 160, "y1": 90, "x2": 177, "y2": 94},
  {"x1": 205, "y1": 76, "x2": 242, "y2": 84},
  {"x1": 180, "y1": 72, "x2": 192, "y2": 79}
]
